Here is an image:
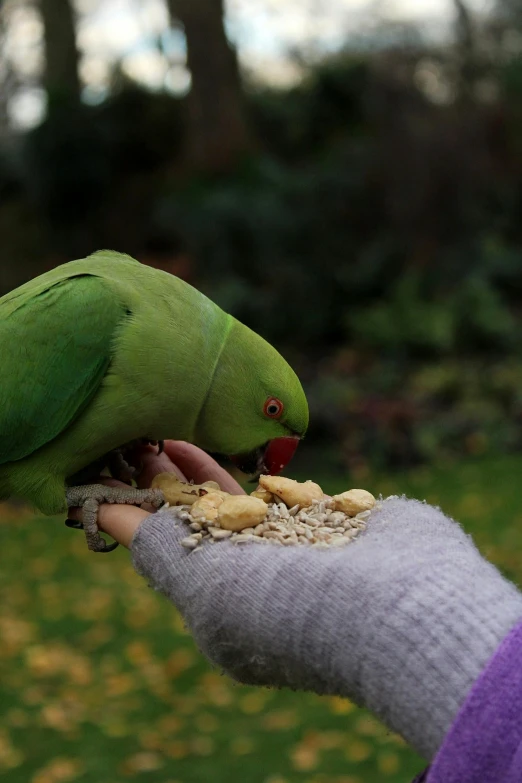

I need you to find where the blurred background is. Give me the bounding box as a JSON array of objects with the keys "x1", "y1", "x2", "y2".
[{"x1": 1, "y1": 0, "x2": 522, "y2": 781}]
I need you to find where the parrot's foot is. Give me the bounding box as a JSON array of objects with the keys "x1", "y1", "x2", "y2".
[
  {"x1": 123, "y1": 437, "x2": 164, "y2": 454},
  {"x1": 138, "y1": 438, "x2": 164, "y2": 454},
  {"x1": 107, "y1": 449, "x2": 136, "y2": 484},
  {"x1": 65, "y1": 485, "x2": 165, "y2": 553},
  {"x1": 106, "y1": 439, "x2": 164, "y2": 483}
]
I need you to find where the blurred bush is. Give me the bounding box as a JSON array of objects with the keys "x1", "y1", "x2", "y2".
[{"x1": 3, "y1": 45, "x2": 522, "y2": 471}]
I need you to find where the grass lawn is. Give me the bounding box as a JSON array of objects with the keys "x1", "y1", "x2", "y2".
[{"x1": 1, "y1": 455, "x2": 522, "y2": 783}]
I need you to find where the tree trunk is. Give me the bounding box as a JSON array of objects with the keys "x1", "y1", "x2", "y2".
[
  {"x1": 168, "y1": 0, "x2": 253, "y2": 174},
  {"x1": 453, "y1": 0, "x2": 479, "y2": 101},
  {"x1": 39, "y1": 0, "x2": 81, "y2": 105},
  {"x1": 0, "y1": 9, "x2": 17, "y2": 139}
]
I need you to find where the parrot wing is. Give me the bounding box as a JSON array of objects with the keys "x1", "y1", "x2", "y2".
[{"x1": 0, "y1": 273, "x2": 125, "y2": 465}]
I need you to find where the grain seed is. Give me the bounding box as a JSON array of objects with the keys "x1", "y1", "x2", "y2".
[{"x1": 181, "y1": 536, "x2": 199, "y2": 549}]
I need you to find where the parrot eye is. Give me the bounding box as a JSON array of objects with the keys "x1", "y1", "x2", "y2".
[{"x1": 264, "y1": 397, "x2": 284, "y2": 419}]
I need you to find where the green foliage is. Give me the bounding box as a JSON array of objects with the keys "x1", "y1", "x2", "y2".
[
  {"x1": 21, "y1": 85, "x2": 184, "y2": 253},
  {"x1": 346, "y1": 271, "x2": 518, "y2": 355},
  {"x1": 246, "y1": 56, "x2": 369, "y2": 159},
  {"x1": 306, "y1": 356, "x2": 522, "y2": 471}
]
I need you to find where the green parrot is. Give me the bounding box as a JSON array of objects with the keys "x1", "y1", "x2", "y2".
[{"x1": 0, "y1": 250, "x2": 308, "y2": 551}]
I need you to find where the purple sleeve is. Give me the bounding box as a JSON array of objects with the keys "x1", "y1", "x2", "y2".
[{"x1": 411, "y1": 619, "x2": 522, "y2": 783}]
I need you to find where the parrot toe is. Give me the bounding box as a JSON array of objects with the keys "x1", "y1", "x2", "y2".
[
  {"x1": 107, "y1": 449, "x2": 136, "y2": 484},
  {"x1": 65, "y1": 484, "x2": 165, "y2": 553},
  {"x1": 138, "y1": 438, "x2": 164, "y2": 454}
]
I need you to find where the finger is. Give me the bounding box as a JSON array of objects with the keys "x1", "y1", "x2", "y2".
[
  {"x1": 131, "y1": 446, "x2": 188, "y2": 489},
  {"x1": 68, "y1": 503, "x2": 150, "y2": 548},
  {"x1": 162, "y1": 441, "x2": 245, "y2": 495}
]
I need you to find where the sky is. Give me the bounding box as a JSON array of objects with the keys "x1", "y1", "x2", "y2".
[{"x1": 3, "y1": 0, "x2": 495, "y2": 128}]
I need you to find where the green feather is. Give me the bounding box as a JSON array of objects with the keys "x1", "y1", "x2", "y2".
[{"x1": 0, "y1": 275, "x2": 124, "y2": 464}]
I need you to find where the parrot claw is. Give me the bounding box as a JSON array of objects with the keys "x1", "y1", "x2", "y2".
[
  {"x1": 64, "y1": 516, "x2": 119, "y2": 552},
  {"x1": 66, "y1": 484, "x2": 165, "y2": 553},
  {"x1": 114, "y1": 438, "x2": 164, "y2": 468},
  {"x1": 96, "y1": 539, "x2": 120, "y2": 553},
  {"x1": 65, "y1": 518, "x2": 83, "y2": 529},
  {"x1": 140, "y1": 438, "x2": 164, "y2": 455}
]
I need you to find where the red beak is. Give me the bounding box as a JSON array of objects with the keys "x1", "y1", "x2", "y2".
[
  {"x1": 230, "y1": 435, "x2": 300, "y2": 477},
  {"x1": 263, "y1": 436, "x2": 300, "y2": 475}
]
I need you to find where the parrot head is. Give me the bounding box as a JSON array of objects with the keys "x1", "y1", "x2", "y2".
[{"x1": 194, "y1": 318, "x2": 309, "y2": 478}]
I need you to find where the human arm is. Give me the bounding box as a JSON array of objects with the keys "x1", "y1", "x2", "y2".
[{"x1": 72, "y1": 443, "x2": 522, "y2": 772}]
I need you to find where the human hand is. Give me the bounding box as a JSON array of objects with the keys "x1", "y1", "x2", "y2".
[
  {"x1": 70, "y1": 446, "x2": 522, "y2": 760},
  {"x1": 129, "y1": 490, "x2": 522, "y2": 761},
  {"x1": 67, "y1": 440, "x2": 245, "y2": 547}
]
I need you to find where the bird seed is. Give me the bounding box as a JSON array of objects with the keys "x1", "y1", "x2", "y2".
[{"x1": 157, "y1": 475, "x2": 379, "y2": 552}]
